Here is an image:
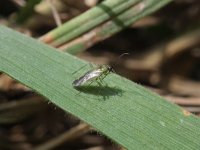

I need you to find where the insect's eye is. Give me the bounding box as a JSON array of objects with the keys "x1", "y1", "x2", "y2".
[{"x1": 109, "y1": 67, "x2": 114, "y2": 72}]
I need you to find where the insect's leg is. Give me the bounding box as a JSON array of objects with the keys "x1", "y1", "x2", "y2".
[
  {"x1": 96, "y1": 79, "x2": 103, "y2": 86},
  {"x1": 72, "y1": 62, "x2": 96, "y2": 74},
  {"x1": 100, "y1": 74, "x2": 107, "y2": 82},
  {"x1": 88, "y1": 80, "x2": 95, "y2": 86},
  {"x1": 89, "y1": 63, "x2": 95, "y2": 69},
  {"x1": 98, "y1": 72, "x2": 109, "y2": 85},
  {"x1": 72, "y1": 64, "x2": 88, "y2": 75},
  {"x1": 95, "y1": 80, "x2": 104, "y2": 96}
]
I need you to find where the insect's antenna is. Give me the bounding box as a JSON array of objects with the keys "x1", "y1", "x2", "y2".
[
  {"x1": 119, "y1": 53, "x2": 129, "y2": 59},
  {"x1": 115, "y1": 52, "x2": 129, "y2": 65}
]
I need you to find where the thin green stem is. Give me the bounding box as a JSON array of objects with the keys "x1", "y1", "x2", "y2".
[
  {"x1": 60, "y1": 0, "x2": 172, "y2": 54},
  {"x1": 40, "y1": 0, "x2": 141, "y2": 43}
]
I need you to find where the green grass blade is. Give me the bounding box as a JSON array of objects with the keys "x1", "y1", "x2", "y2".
[
  {"x1": 0, "y1": 26, "x2": 200, "y2": 149},
  {"x1": 40, "y1": 0, "x2": 141, "y2": 44},
  {"x1": 49, "y1": 0, "x2": 142, "y2": 47},
  {"x1": 61, "y1": 0, "x2": 173, "y2": 54}
]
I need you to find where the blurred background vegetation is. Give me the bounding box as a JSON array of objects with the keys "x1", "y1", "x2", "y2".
[{"x1": 0, "y1": 0, "x2": 200, "y2": 149}]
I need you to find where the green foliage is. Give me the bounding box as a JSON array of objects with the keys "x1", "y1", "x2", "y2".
[
  {"x1": 0, "y1": 26, "x2": 200, "y2": 149},
  {"x1": 41, "y1": 0, "x2": 173, "y2": 54}
]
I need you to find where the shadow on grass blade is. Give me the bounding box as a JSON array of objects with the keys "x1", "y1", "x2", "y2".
[{"x1": 74, "y1": 85, "x2": 124, "y2": 100}]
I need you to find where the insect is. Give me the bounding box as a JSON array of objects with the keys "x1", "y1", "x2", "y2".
[
  {"x1": 72, "y1": 64, "x2": 114, "y2": 87},
  {"x1": 72, "y1": 53, "x2": 128, "y2": 88}
]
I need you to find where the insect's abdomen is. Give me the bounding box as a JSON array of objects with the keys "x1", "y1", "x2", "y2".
[{"x1": 72, "y1": 77, "x2": 84, "y2": 87}]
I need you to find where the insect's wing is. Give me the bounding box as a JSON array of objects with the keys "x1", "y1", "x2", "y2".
[
  {"x1": 72, "y1": 72, "x2": 91, "y2": 87},
  {"x1": 73, "y1": 69, "x2": 102, "y2": 87}
]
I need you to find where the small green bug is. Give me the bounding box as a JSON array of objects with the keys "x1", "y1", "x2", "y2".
[{"x1": 72, "y1": 53, "x2": 128, "y2": 88}]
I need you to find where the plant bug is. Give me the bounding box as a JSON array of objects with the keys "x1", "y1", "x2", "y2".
[
  {"x1": 72, "y1": 64, "x2": 114, "y2": 87},
  {"x1": 72, "y1": 53, "x2": 129, "y2": 88}
]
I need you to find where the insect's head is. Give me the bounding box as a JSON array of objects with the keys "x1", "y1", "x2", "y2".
[
  {"x1": 107, "y1": 65, "x2": 115, "y2": 73},
  {"x1": 105, "y1": 53, "x2": 129, "y2": 73}
]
